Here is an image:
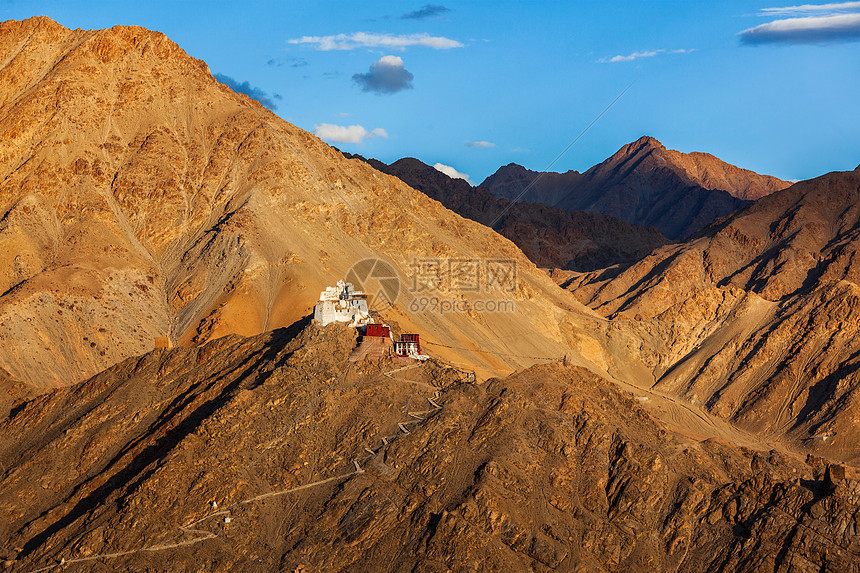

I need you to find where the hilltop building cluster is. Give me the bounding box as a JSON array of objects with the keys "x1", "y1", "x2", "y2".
[{"x1": 314, "y1": 280, "x2": 427, "y2": 360}]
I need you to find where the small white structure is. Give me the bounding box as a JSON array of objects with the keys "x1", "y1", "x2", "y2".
[{"x1": 314, "y1": 280, "x2": 371, "y2": 327}]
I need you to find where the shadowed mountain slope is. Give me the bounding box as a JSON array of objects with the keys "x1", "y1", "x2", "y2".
[
  {"x1": 483, "y1": 137, "x2": 790, "y2": 239},
  {"x1": 1, "y1": 321, "x2": 857, "y2": 572},
  {"x1": 345, "y1": 154, "x2": 668, "y2": 272},
  {"x1": 565, "y1": 169, "x2": 860, "y2": 465}
]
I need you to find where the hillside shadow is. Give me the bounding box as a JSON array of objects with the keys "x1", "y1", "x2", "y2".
[
  {"x1": 18, "y1": 315, "x2": 312, "y2": 561},
  {"x1": 791, "y1": 348, "x2": 860, "y2": 434}
]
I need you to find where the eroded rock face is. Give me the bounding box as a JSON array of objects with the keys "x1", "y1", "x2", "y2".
[
  {"x1": 1, "y1": 323, "x2": 856, "y2": 572},
  {"x1": 0, "y1": 17, "x2": 607, "y2": 388},
  {"x1": 482, "y1": 137, "x2": 790, "y2": 240},
  {"x1": 566, "y1": 170, "x2": 860, "y2": 465}
]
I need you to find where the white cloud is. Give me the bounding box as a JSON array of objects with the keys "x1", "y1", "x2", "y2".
[
  {"x1": 464, "y1": 140, "x2": 496, "y2": 148},
  {"x1": 313, "y1": 123, "x2": 388, "y2": 144},
  {"x1": 378, "y1": 55, "x2": 403, "y2": 66},
  {"x1": 605, "y1": 50, "x2": 659, "y2": 63},
  {"x1": 599, "y1": 48, "x2": 693, "y2": 63},
  {"x1": 761, "y1": 1, "x2": 860, "y2": 15},
  {"x1": 288, "y1": 32, "x2": 463, "y2": 51},
  {"x1": 433, "y1": 163, "x2": 472, "y2": 184},
  {"x1": 739, "y1": 12, "x2": 860, "y2": 43}
]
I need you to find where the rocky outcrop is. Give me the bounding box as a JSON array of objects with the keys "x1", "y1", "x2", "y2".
[
  {"x1": 1, "y1": 322, "x2": 857, "y2": 572},
  {"x1": 482, "y1": 137, "x2": 790, "y2": 239}
]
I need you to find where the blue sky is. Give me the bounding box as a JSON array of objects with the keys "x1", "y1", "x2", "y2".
[{"x1": 3, "y1": 1, "x2": 859, "y2": 184}]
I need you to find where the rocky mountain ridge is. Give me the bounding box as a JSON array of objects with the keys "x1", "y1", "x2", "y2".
[
  {"x1": 344, "y1": 154, "x2": 668, "y2": 272},
  {"x1": 564, "y1": 169, "x2": 860, "y2": 466},
  {"x1": 483, "y1": 136, "x2": 790, "y2": 239}
]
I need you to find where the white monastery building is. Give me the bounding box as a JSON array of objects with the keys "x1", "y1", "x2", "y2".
[{"x1": 313, "y1": 280, "x2": 371, "y2": 327}]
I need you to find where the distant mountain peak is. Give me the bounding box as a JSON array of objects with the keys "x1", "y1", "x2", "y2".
[
  {"x1": 350, "y1": 154, "x2": 667, "y2": 271},
  {"x1": 628, "y1": 135, "x2": 666, "y2": 152},
  {"x1": 482, "y1": 137, "x2": 790, "y2": 239}
]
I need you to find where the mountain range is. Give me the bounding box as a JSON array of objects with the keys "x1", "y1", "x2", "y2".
[
  {"x1": 482, "y1": 136, "x2": 790, "y2": 239},
  {"x1": 1, "y1": 17, "x2": 859, "y2": 573},
  {"x1": 344, "y1": 154, "x2": 668, "y2": 272},
  {"x1": 563, "y1": 167, "x2": 860, "y2": 465}
]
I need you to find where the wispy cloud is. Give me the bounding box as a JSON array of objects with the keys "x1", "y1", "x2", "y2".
[
  {"x1": 314, "y1": 123, "x2": 388, "y2": 144},
  {"x1": 353, "y1": 55, "x2": 414, "y2": 94},
  {"x1": 433, "y1": 163, "x2": 471, "y2": 184},
  {"x1": 214, "y1": 74, "x2": 280, "y2": 110},
  {"x1": 760, "y1": 1, "x2": 860, "y2": 15},
  {"x1": 464, "y1": 140, "x2": 495, "y2": 148},
  {"x1": 288, "y1": 32, "x2": 463, "y2": 51},
  {"x1": 401, "y1": 4, "x2": 450, "y2": 20},
  {"x1": 740, "y1": 8, "x2": 860, "y2": 44},
  {"x1": 267, "y1": 57, "x2": 307, "y2": 68},
  {"x1": 599, "y1": 48, "x2": 692, "y2": 63}
]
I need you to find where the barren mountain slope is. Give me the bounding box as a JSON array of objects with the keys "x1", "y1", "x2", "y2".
[
  {"x1": 347, "y1": 155, "x2": 668, "y2": 271},
  {"x1": 0, "y1": 17, "x2": 610, "y2": 388},
  {"x1": 565, "y1": 169, "x2": 860, "y2": 464},
  {"x1": 482, "y1": 137, "x2": 790, "y2": 239},
  {"x1": 1, "y1": 321, "x2": 858, "y2": 572}
]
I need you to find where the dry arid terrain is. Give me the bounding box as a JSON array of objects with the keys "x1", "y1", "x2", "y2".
[
  {"x1": 0, "y1": 16, "x2": 614, "y2": 389},
  {"x1": 0, "y1": 16, "x2": 859, "y2": 573},
  {"x1": 564, "y1": 168, "x2": 860, "y2": 467},
  {"x1": 2, "y1": 322, "x2": 859, "y2": 572}
]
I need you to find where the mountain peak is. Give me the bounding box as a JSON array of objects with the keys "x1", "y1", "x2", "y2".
[
  {"x1": 633, "y1": 135, "x2": 666, "y2": 149},
  {"x1": 600, "y1": 137, "x2": 790, "y2": 202},
  {"x1": 481, "y1": 136, "x2": 790, "y2": 239},
  {"x1": 2, "y1": 15, "x2": 63, "y2": 31},
  {"x1": 609, "y1": 136, "x2": 666, "y2": 161}
]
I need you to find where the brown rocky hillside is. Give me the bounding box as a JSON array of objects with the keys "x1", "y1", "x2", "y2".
[
  {"x1": 0, "y1": 17, "x2": 610, "y2": 388},
  {"x1": 564, "y1": 169, "x2": 860, "y2": 465},
  {"x1": 482, "y1": 137, "x2": 790, "y2": 239},
  {"x1": 1, "y1": 321, "x2": 858, "y2": 572}
]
